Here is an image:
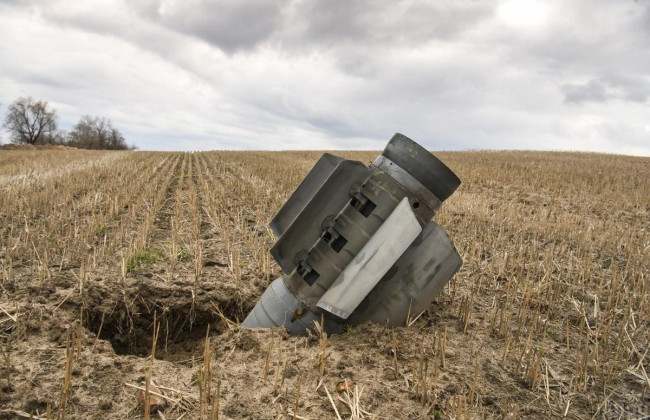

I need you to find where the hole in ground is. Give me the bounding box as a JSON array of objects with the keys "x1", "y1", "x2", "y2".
[{"x1": 86, "y1": 293, "x2": 247, "y2": 362}]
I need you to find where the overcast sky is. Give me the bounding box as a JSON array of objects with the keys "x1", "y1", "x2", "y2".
[{"x1": 1, "y1": 0, "x2": 648, "y2": 154}]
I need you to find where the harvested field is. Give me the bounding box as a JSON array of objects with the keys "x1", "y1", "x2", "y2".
[{"x1": 0, "y1": 148, "x2": 648, "y2": 419}]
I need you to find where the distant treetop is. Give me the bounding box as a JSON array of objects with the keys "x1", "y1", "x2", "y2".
[
  {"x1": 3, "y1": 96, "x2": 57, "y2": 145},
  {"x1": 66, "y1": 115, "x2": 135, "y2": 150},
  {"x1": 2, "y1": 96, "x2": 136, "y2": 150}
]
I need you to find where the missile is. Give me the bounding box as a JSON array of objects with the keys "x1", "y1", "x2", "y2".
[{"x1": 242, "y1": 133, "x2": 462, "y2": 335}]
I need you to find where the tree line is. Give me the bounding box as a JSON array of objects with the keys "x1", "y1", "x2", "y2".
[{"x1": 2, "y1": 96, "x2": 136, "y2": 150}]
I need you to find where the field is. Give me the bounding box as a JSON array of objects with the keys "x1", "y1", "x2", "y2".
[{"x1": 0, "y1": 148, "x2": 648, "y2": 419}]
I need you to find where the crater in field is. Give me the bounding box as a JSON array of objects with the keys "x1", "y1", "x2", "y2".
[
  {"x1": 85, "y1": 280, "x2": 251, "y2": 361},
  {"x1": 88, "y1": 304, "x2": 217, "y2": 361}
]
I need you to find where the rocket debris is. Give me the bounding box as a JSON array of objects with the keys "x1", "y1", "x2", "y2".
[{"x1": 242, "y1": 133, "x2": 462, "y2": 335}]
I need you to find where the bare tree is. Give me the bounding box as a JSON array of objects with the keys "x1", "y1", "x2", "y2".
[
  {"x1": 3, "y1": 97, "x2": 58, "y2": 145},
  {"x1": 46, "y1": 129, "x2": 68, "y2": 145},
  {"x1": 67, "y1": 115, "x2": 133, "y2": 150}
]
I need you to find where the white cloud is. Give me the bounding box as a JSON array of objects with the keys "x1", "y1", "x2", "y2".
[{"x1": 0, "y1": 0, "x2": 648, "y2": 155}]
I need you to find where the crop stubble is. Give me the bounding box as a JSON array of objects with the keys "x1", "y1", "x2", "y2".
[{"x1": 0, "y1": 148, "x2": 648, "y2": 419}]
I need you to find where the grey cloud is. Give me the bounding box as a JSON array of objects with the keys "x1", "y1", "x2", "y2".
[
  {"x1": 638, "y1": 3, "x2": 650, "y2": 36},
  {"x1": 132, "y1": 0, "x2": 494, "y2": 58},
  {"x1": 502, "y1": 1, "x2": 650, "y2": 75},
  {"x1": 282, "y1": 0, "x2": 494, "y2": 47},
  {"x1": 1, "y1": 0, "x2": 649, "y2": 155},
  {"x1": 562, "y1": 80, "x2": 609, "y2": 104},
  {"x1": 3, "y1": 0, "x2": 285, "y2": 55},
  {"x1": 134, "y1": 0, "x2": 287, "y2": 53},
  {"x1": 274, "y1": 0, "x2": 496, "y2": 83},
  {"x1": 562, "y1": 76, "x2": 650, "y2": 104},
  {"x1": 606, "y1": 74, "x2": 650, "y2": 103}
]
